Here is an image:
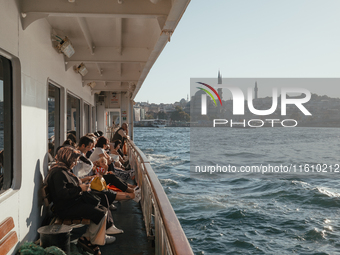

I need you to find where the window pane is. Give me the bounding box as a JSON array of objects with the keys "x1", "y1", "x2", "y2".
[
  {"x1": 48, "y1": 84, "x2": 60, "y2": 158},
  {"x1": 67, "y1": 94, "x2": 80, "y2": 141},
  {"x1": 84, "y1": 103, "x2": 89, "y2": 134},
  {"x1": 0, "y1": 56, "x2": 13, "y2": 194}
]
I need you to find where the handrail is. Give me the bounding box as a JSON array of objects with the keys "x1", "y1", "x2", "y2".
[
  {"x1": 127, "y1": 140, "x2": 193, "y2": 255},
  {"x1": 128, "y1": 140, "x2": 149, "y2": 163}
]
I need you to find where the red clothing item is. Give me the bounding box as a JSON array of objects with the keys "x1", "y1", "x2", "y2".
[{"x1": 95, "y1": 166, "x2": 106, "y2": 175}]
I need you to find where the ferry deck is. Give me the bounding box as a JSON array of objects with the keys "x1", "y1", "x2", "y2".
[{"x1": 0, "y1": 0, "x2": 192, "y2": 254}]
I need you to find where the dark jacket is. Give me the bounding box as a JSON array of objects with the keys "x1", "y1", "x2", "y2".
[{"x1": 46, "y1": 167, "x2": 82, "y2": 212}]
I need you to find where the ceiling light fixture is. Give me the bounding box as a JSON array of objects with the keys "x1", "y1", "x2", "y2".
[
  {"x1": 74, "y1": 63, "x2": 88, "y2": 76},
  {"x1": 54, "y1": 36, "x2": 75, "y2": 58},
  {"x1": 87, "y1": 82, "x2": 96, "y2": 89}
]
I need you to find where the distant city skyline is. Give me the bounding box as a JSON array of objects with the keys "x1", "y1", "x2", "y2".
[{"x1": 134, "y1": 0, "x2": 340, "y2": 104}]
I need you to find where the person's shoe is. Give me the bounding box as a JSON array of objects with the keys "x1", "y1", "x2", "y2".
[
  {"x1": 105, "y1": 235, "x2": 116, "y2": 244},
  {"x1": 109, "y1": 204, "x2": 117, "y2": 211},
  {"x1": 106, "y1": 225, "x2": 124, "y2": 235},
  {"x1": 133, "y1": 188, "x2": 141, "y2": 203}
]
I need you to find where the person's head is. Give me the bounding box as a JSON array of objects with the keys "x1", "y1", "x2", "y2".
[
  {"x1": 67, "y1": 130, "x2": 76, "y2": 137},
  {"x1": 67, "y1": 133, "x2": 77, "y2": 144},
  {"x1": 78, "y1": 136, "x2": 94, "y2": 154},
  {"x1": 86, "y1": 133, "x2": 96, "y2": 138},
  {"x1": 113, "y1": 140, "x2": 122, "y2": 150},
  {"x1": 48, "y1": 143, "x2": 54, "y2": 155},
  {"x1": 54, "y1": 146, "x2": 81, "y2": 169},
  {"x1": 122, "y1": 123, "x2": 128, "y2": 130},
  {"x1": 96, "y1": 157, "x2": 107, "y2": 168},
  {"x1": 94, "y1": 131, "x2": 104, "y2": 137},
  {"x1": 62, "y1": 139, "x2": 75, "y2": 148},
  {"x1": 95, "y1": 136, "x2": 108, "y2": 148}
]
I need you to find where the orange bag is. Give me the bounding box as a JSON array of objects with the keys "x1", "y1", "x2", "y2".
[{"x1": 107, "y1": 185, "x2": 122, "y2": 192}]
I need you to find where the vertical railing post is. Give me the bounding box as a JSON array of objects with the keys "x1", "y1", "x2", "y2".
[{"x1": 127, "y1": 140, "x2": 194, "y2": 255}]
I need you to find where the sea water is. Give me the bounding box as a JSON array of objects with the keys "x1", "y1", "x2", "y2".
[{"x1": 134, "y1": 127, "x2": 340, "y2": 255}]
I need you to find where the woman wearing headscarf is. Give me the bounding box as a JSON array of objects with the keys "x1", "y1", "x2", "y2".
[{"x1": 46, "y1": 146, "x2": 116, "y2": 254}]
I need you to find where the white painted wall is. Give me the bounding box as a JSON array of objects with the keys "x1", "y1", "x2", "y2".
[
  {"x1": 0, "y1": 1, "x2": 95, "y2": 253},
  {"x1": 96, "y1": 103, "x2": 106, "y2": 133}
]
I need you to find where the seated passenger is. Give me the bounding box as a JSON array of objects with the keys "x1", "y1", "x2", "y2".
[
  {"x1": 48, "y1": 143, "x2": 54, "y2": 163},
  {"x1": 94, "y1": 157, "x2": 109, "y2": 176},
  {"x1": 86, "y1": 134, "x2": 97, "y2": 158},
  {"x1": 62, "y1": 139, "x2": 76, "y2": 148},
  {"x1": 55, "y1": 139, "x2": 76, "y2": 155},
  {"x1": 89, "y1": 136, "x2": 136, "y2": 194},
  {"x1": 45, "y1": 146, "x2": 119, "y2": 254},
  {"x1": 75, "y1": 136, "x2": 137, "y2": 205},
  {"x1": 90, "y1": 137, "x2": 112, "y2": 163},
  {"x1": 94, "y1": 131, "x2": 104, "y2": 138},
  {"x1": 110, "y1": 140, "x2": 130, "y2": 170},
  {"x1": 111, "y1": 123, "x2": 129, "y2": 156},
  {"x1": 73, "y1": 136, "x2": 94, "y2": 178},
  {"x1": 93, "y1": 157, "x2": 140, "y2": 203},
  {"x1": 67, "y1": 132, "x2": 77, "y2": 144}
]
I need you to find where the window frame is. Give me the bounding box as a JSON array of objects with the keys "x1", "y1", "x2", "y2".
[
  {"x1": 66, "y1": 92, "x2": 81, "y2": 141},
  {"x1": 84, "y1": 102, "x2": 90, "y2": 135},
  {"x1": 0, "y1": 56, "x2": 13, "y2": 192},
  {"x1": 0, "y1": 49, "x2": 21, "y2": 200},
  {"x1": 47, "y1": 82, "x2": 61, "y2": 155}
]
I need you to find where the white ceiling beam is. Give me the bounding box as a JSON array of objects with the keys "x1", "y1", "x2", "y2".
[
  {"x1": 83, "y1": 79, "x2": 138, "y2": 83},
  {"x1": 77, "y1": 17, "x2": 95, "y2": 55},
  {"x1": 65, "y1": 47, "x2": 150, "y2": 70},
  {"x1": 116, "y1": 18, "x2": 122, "y2": 55},
  {"x1": 119, "y1": 63, "x2": 122, "y2": 77},
  {"x1": 95, "y1": 63, "x2": 103, "y2": 76},
  {"x1": 20, "y1": 0, "x2": 170, "y2": 30},
  {"x1": 82, "y1": 67, "x2": 140, "y2": 80},
  {"x1": 65, "y1": 60, "x2": 146, "y2": 70},
  {"x1": 91, "y1": 87, "x2": 130, "y2": 93}
]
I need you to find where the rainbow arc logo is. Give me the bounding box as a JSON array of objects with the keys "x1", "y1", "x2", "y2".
[
  {"x1": 196, "y1": 82, "x2": 222, "y2": 106},
  {"x1": 196, "y1": 82, "x2": 222, "y2": 115}
]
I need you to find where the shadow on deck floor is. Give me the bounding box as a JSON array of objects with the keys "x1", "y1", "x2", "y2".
[{"x1": 71, "y1": 200, "x2": 154, "y2": 255}]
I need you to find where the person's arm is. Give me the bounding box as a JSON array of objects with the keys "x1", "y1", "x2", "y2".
[
  {"x1": 80, "y1": 176, "x2": 92, "y2": 183},
  {"x1": 51, "y1": 171, "x2": 82, "y2": 200},
  {"x1": 119, "y1": 156, "x2": 125, "y2": 165},
  {"x1": 102, "y1": 150, "x2": 112, "y2": 165},
  {"x1": 118, "y1": 129, "x2": 128, "y2": 138}
]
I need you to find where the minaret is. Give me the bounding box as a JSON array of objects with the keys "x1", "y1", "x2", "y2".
[
  {"x1": 217, "y1": 70, "x2": 222, "y2": 100},
  {"x1": 254, "y1": 81, "x2": 258, "y2": 99},
  {"x1": 217, "y1": 71, "x2": 223, "y2": 113},
  {"x1": 218, "y1": 70, "x2": 222, "y2": 84}
]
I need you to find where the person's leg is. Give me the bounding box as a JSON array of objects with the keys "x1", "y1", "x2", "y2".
[
  {"x1": 91, "y1": 190, "x2": 117, "y2": 207},
  {"x1": 112, "y1": 168, "x2": 132, "y2": 182},
  {"x1": 57, "y1": 202, "x2": 106, "y2": 225},
  {"x1": 115, "y1": 192, "x2": 135, "y2": 201},
  {"x1": 83, "y1": 212, "x2": 107, "y2": 246},
  {"x1": 103, "y1": 173, "x2": 128, "y2": 192}
]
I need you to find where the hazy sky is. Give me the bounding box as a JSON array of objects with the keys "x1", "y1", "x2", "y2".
[{"x1": 134, "y1": 0, "x2": 340, "y2": 104}]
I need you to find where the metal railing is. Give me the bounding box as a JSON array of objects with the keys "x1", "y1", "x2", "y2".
[{"x1": 127, "y1": 140, "x2": 193, "y2": 255}]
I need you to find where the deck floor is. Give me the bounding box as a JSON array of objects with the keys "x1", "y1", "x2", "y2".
[{"x1": 71, "y1": 200, "x2": 154, "y2": 255}]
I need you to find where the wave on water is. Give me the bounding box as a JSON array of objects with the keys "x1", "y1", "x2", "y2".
[{"x1": 134, "y1": 127, "x2": 340, "y2": 255}]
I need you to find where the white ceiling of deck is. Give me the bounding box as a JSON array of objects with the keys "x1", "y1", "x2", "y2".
[{"x1": 19, "y1": 0, "x2": 190, "y2": 99}]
